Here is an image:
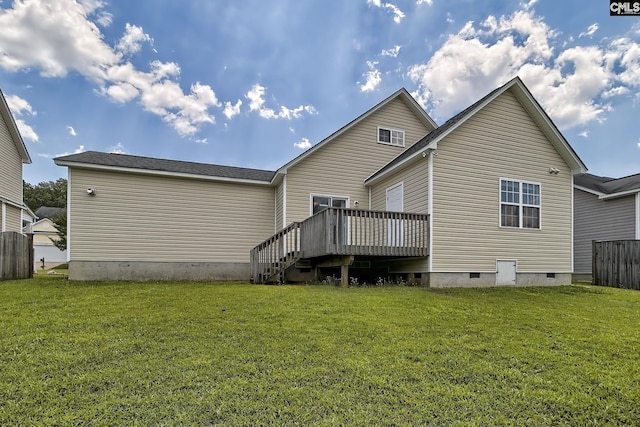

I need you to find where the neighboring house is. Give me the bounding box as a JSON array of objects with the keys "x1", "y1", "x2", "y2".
[
  {"x1": 573, "y1": 173, "x2": 640, "y2": 280},
  {"x1": 54, "y1": 77, "x2": 587, "y2": 286},
  {"x1": 33, "y1": 206, "x2": 68, "y2": 270},
  {"x1": 0, "y1": 89, "x2": 33, "y2": 233}
]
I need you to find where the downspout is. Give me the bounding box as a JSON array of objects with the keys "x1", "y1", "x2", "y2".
[
  {"x1": 66, "y1": 169, "x2": 71, "y2": 262},
  {"x1": 282, "y1": 174, "x2": 287, "y2": 229},
  {"x1": 571, "y1": 176, "x2": 575, "y2": 273},
  {"x1": 1, "y1": 201, "x2": 5, "y2": 232},
  {"x1": 636, "y1": 193, "x2": 640, "y2": 240},
  {"x1": 428, "y1": 151, "x2": 434, "y2": 272}
]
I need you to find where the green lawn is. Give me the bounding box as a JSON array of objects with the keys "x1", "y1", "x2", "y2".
[{"x1": 1, "y1": 277, "x2": 639, "y2": 425}]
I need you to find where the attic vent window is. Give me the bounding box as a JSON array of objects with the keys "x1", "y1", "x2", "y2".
[{"x1": 378, "y1": 127, "x2": 404, "y2": 147}]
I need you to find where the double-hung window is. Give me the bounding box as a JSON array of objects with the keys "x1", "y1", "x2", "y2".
[
  {"x1": 500, "y1": 179, "x2": 541, "y2": 229},
  {"x1": 378, "y1": 127, "x2": 404, "y2": 147}
]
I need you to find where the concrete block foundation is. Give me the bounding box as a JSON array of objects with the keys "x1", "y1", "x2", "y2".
[{"x1": 68, "y1": 261, "x2": 250, "y2": 282}]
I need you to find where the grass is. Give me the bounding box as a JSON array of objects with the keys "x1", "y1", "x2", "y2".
[{"x1": 1, "y1": 277, "x2": 639, "y2": 425}]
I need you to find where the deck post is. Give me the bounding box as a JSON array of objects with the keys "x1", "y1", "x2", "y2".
[
  {"x1": 340, "y1": 255, "x2": 354, "y2": 288},
  {"x1": 341, "y1": 263, "x2": 349, "y2": 288}
]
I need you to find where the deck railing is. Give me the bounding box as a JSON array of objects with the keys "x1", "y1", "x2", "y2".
[
  {"x1": 250, "y1": 208, "x2": 429, "y2": 283},
  {"x1": 300, "y1": 208, "x2": 429, "y2": 258},
  {"x1": 250, "y1": 221, "x2": 301, "y2": 283}
]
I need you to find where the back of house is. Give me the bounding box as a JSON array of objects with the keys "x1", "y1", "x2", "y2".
[
  {"x1": 54, "y1": 89, "x2": 437, "y2": 282},
  {"x1": 55, "y1": 78, "x2": 588, "y2": 286}
]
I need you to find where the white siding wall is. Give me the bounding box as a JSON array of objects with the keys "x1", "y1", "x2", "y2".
[
  {"x1": 69, "y1": 169, "x2": 275, "y2": 262},
  {"x1": 285, "y1": 98, "x2": 432, "y2": 223},
  {"x1": 432, "y1": 90, "x2": 574, "y2": 273},
  {"x1": 573, "y1": 189, "x2": 636, "y2": 274},
  {"x1": 0, "y1": 111, "x2": 23, "y2": 208}
]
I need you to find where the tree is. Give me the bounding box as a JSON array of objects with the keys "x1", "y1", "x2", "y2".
[
  {"x1": 23, "y1": 178, "x2": 67, "y2": 212},
  {"x1": 50, "y1": 211, "x2": 67, "y2": 251}
]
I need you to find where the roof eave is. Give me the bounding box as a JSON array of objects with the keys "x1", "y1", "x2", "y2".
[
  {"x1": 364, "y1": 141, "x2": 438, "y2": 186},
  {"x1": 599, "y1": 188, "x2": 640, "y2": 200},
  {"x1": 54, "y1": 160, "x2": 274, "y2": 186}
]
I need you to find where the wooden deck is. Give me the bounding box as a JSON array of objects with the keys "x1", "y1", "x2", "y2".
[{"x1": 250, "y1": 208, "x2": 429, "y2": 283}]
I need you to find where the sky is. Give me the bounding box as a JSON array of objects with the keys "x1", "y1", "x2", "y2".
[{"x1": 1, "y1": 0, "x2": 639, "y2": 185}]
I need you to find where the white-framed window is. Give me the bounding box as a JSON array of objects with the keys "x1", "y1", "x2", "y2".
[
  {"x1": 377, "y1": 127, "x2": 405, "y2": 147},
  {"x1": 500, "y1": 179, "x2": 541, "y2": 229},
  {"x1": 311, "y1": 194, "x2": 349, "y2": 215}
]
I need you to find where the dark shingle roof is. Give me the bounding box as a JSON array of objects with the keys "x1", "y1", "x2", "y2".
[
  {"x1": 35, "y1": 206, "x2": 66, "y2": 220},
  {"x1": 575, "y1": 173, "x2": 640, "y2": 195},
  {"x1": 54, "y1": 151, "x2": 276, "y2": 183}
]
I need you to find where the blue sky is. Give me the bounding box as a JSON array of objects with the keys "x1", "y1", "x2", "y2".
[{"x1": 1, "y1": 0, "x2": 639, "y2": 184}]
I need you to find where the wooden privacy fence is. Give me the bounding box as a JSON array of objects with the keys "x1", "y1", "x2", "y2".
[
  {"x1": 0, "y1": 232, "x2": 34, "y2": 280},
  {"x1": 592, "y1": 240, "x2": 640, "y2": 290}
]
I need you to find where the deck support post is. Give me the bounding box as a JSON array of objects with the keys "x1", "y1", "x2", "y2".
[
  {"x1": 340, "y1": 255, "x2": 354, "y2": 288},
  {"x1": 341, "y1": 263, "x2": 349, "y2": 288}
]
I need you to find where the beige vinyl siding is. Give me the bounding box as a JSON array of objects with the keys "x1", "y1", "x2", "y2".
[
  {"x1": 432, "y1": 90, "x2": 573, "y2": 272},
  {"x1": 0, "y1": 114, "x2": 23, "y2": 205},
  {"x1": 3, "y1": 204, "x2": 22, "y2": 232},
  {"x1": 33, "y1": 219, "x2": 59, "y2": 245},
  {"x1": 370, "y1": 159, "x2": 429, "y2": 213},
  {"x1": 286, "y1": 98, "x2": 431, "y2": 223},
  {"x1": 69, "y1": 168, "x2": 274, "y2": 262},
  {"x1": 573, "y1": 189, "x2": 636, "y2": 274}
]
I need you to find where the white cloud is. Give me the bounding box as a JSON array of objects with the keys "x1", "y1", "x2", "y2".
[
  {"x1": 116, "y1": 23, "x2": 152, "y2": 55},
  {"x1": 95, "y1": 11, "x2": 113, "y2": 27},
  {"x1": 103, "y1": 62, "x2": 221, "y2": 136},
  {"x1": 4, "y1": 94, "x2": 39, "y2": 142},
  {"x1": 0, "y1": 0, "x2": 223, "y2": 137},
  {"x1": 5, "y1": 94, "x2": 36, "y2": 116},
  {"x1": 108, "y1": 142, "x2": 125, "y2": 153},
  {"x1": 245, "y1": 84, "x2": 316, "y2": 120},
  {"x1": 194, "y1": 138, "x2": 207, "y2": 144},
  {"x1": 579, "y1": 23, "x2": 599, "y2": 38},
  {"x1": 407, "y1": 6, "x2": 640, "y2": 129},
  {"x1": 223, "y1": 100, "x2": 242, "y2": 119},
  {"x1": 367, "y1": 0, "x2": 405, "y2": 23},
  {"x1": 66, "y1": 126, "x2": 77, "y2": 136},
  {"x1": 360, "y1": 61, "x2": 382, "y2": 92},
  {"x1": 381, "y1": 45, "x2": 402, "y2": 57},
  {"x1": 14, "y1": 119, "x2": 39, "y2": 142},
  {"x1": 416, "y1": 0, "x2": 433, "y2": 5},
  {"x1": 578, "y1": 130, "x2": 589, "y2": 138},
  {"x1": 0, "y1": 0, "x2": 119, "y2": 80},
  {"x1": 294, "y1": 138, "x2": 311, "y2": 149}
]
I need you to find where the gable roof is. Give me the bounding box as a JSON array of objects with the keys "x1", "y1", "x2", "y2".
[
  {"x1": 274, "y1": 87, "x2": 437, "y2": 179},
  {"x1": 574, "y1": 172, "x2": 640, "y2": 199},
  {"x1": 34, "y1": 206, "x2": 66, "y2": 220},
  {"x1": 54, "y1": 151, "x2": 276, "y2": 184},
  {"x1": 0, "y1": 89, "x2": 31, "y2": 164},
  {"x1": 365, "y1": 77, "x2": 587, "y2": 185}
]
